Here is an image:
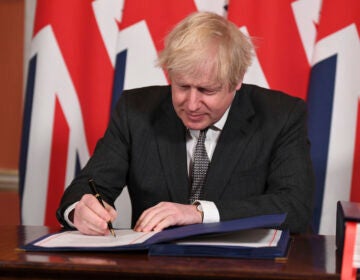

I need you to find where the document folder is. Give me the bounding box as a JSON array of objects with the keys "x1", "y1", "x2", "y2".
[{"x1": 22, "y1": 213, "x2": 290, "y2": 259}]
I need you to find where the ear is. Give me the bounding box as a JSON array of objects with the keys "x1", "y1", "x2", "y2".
[{"x1": 235, "y1": 80, "x2": 243, "y2": 91}]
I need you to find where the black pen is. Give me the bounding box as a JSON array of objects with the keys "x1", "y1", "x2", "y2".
[{"x1": 88, "y1": 179, "x2": 116, "y2": 237}]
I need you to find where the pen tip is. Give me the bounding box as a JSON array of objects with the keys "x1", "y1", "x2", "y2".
[{"x1": 111, "y1": 229, "x2": 116, "y2": 238}]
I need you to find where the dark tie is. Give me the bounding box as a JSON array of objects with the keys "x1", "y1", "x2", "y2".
[{"x1": 189, "y1": 129, "x2": 210, "y2": 203}]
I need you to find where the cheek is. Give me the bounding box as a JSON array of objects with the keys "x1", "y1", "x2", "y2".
[
  {"x1": 219, "y1": 93, "x2": 234, "y2": 108},
  {"x1": 172, "y1": 96, "x2": 184, "y2": 115},
  {"x1": 205, "y1": 98, "x2": 227, "y2": 112},
  {"x1": 204, "y1": 95, "x2": 233, "y2": 116},
  {"x1": 172, "y1": 92, "x2": 187, "y2": 107}
]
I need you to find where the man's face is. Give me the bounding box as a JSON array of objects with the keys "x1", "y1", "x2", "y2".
[{"x1": 171, "y1": 69, "x2": 241, "y2": 130}]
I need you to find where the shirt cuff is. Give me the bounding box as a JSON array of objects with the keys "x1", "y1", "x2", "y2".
[
  {"x1": 64, "y1": 202, "x2": 78, "y2": 228},
  {"x1": 194, "y1": 200, "x2": 220, "y2": 223}
]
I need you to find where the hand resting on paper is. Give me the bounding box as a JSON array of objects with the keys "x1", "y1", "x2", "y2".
[
  {"x1": 74, "y1": 194, "x2": 117, "y2": 236},
  {"x1": 134, "y1": 202, "x2": 202, "y2": 232}
]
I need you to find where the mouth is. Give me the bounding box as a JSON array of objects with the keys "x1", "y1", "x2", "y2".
[{"x1": 187, "y1": 113, "x2": 205, "y2": 121}]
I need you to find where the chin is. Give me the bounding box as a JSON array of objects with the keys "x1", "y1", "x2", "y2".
[
  {"x1": 185, "y1": 122, "x2": 208, "y2": 130},
  {"x1": 180, "y1": 115, "x2": 211, "y2": 130}
]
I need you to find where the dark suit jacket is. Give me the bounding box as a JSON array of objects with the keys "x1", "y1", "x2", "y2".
[{"x1": 57, "y1": 84, "x2": 315, "y2": 233}]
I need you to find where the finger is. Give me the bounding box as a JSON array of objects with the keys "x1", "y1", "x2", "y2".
[
  {"x1": 135, "y1": 203, "x2": 201, "y2": 232},
  {"x1": 135, "y1": 203, "x2": 167, "y2": 232},
  {"x1": 74, "y1": 194, "x2": 111, "y2": 235},
  {"x1": 74, "y1": 203, "x2": 108, "y2": 235},
  {"x1": 140, "y1": 208, "x2": 181, "y2": 232},
  {"x1": 134, "y1": 203, "x2": 161, "y2": 228},
  {"x1": 153, "y1": 215, "x2": 176, "y2": 232},
  {"x1": 75, "y1": 215, "x2": 108, "y2": 236},
  {"x1": 84, "y1": 194, "x2": 113, "y2": 222},
  {"x1": 103, "y1": 201, "x2": 118, "y2": 222},
  {"x1": 135, "y1": 202, "x2": 183, "y2": 232},
  {"x1": 134, "y1": 209, "x2": 159, "y2": 232},
  {"x1": 150, "y1": 204, "x2": 188, "y2": 231}
]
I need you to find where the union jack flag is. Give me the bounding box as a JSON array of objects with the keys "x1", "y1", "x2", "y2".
[
  {"x1": 306, "y1": 0, "x2": 360, "y2": 234},
  {"x1": 20, "y1": 0, "x2": 360, "y2": 234}
]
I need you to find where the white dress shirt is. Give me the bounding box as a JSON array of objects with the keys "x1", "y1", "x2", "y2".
[{"x1": 186, "y1": 108, "x2": 230, "y2": 223}]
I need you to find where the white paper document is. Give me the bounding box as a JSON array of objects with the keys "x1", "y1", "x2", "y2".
[
  {"x1": 34, "y1": 228, "x2": 282, "y2": 249},
  {"x1": 35, "y1": 230, "x2": 157, "y2": 248},
  {"x1": 176, "y1": 229, "x2": 282, "y2": 247}
]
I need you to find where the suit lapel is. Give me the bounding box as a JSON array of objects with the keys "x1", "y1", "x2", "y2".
[
  {"x1": 153, "y1": 91, "x2": 189, "y2": 204},
  {"x1": 204, "y1": 86, "x2": 259, "y2": 201}
]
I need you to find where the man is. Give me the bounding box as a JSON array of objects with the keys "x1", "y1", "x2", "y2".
[{"x1": 56, "y1": 12, "x2": 315, "y2": 235}]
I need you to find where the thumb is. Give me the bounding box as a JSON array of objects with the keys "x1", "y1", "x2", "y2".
[{"x1": 103, "y1": 201, "x2": 117, "y2": 221}]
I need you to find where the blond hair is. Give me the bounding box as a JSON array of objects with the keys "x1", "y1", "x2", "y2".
[{"x1": 157, "y1": 12, "x2": 253, "y2": 91}]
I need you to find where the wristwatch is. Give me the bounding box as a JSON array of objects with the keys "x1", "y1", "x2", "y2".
[{"x1": 193, "y1": 201, "x2": 204, "y2": 222}]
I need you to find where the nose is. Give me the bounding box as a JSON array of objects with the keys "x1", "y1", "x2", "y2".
[{"x1": 187, "y1": 88, "x2": 201, "y2": 112}]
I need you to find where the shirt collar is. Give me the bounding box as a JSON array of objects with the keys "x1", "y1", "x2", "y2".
[{"x1": 211, "y1": 107, "x2": 230, "y2": 131}]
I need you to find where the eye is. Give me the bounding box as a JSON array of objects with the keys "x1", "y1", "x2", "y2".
[
  {"x1": 177, "y1": 84, "x2": 190, "y2": 91},
  {"x1": 198, "y1": 87, "x2": 216, "y2": 95}
]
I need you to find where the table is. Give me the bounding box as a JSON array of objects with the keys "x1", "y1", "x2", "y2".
[{"x1": 0, "y1": 225, "x2": 345, "y2": 279}]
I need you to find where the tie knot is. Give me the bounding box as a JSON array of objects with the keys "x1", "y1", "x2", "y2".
[{"x1": 198, "y1": 128, "x2": 208, "y2": 141}]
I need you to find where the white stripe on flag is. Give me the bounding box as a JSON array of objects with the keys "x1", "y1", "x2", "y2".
[
  {"x1": 317, "y1": 24, "x2": 360, "y2": 234},
  {"x1": 23, "y1": 26, "x2": 90, "y2": 225}
]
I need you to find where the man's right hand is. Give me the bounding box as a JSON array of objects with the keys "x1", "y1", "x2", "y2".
[{"x1": 73, "y1": 194, "x2": 117, "y2": 235}]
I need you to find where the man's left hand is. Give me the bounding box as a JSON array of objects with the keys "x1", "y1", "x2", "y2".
[{"x1": 134, "y1": 202, "x2": 202, "y2": 232}]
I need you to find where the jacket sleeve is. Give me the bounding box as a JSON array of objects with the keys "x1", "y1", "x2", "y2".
[{"x1": 56, "y1": 92, "x2": 131, "y2": 227}]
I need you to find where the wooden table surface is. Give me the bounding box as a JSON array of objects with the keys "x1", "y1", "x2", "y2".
[{"x1": 0, "y1": 225, "x2": 345, "y2": 279}]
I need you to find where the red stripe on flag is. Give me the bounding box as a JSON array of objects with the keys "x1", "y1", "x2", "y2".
[
  {"x1": 227, "y1": 0, "x2": 310, "y2": 100},
  {"x1": 45, "y1": 97, "x2": 69, "y2": 226},
  {"x1": 316, "y1": 0, "x2": 360, "y2": 42},
  {"x1": 33, "y1": 0, "x2": 113, "y2": 155},
  {"x1": 350, "y1": 100, "x2": 360, "y2": 202},
  {"x1": 119, "y1": 0, "x2": 197, "y2": 53}
]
